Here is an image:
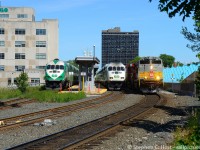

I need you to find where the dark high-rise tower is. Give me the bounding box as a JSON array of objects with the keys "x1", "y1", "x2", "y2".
[{"x1": 101, "y1": 27, "x2": 139, "y2": 67}]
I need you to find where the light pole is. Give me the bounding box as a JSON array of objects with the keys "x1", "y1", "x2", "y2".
[
  {"x1": 171, "y1": 74, "x2": 175, "y2": 92},
  {"x1": 93, "y1": 45, "x2": 95, "y2": 58}
]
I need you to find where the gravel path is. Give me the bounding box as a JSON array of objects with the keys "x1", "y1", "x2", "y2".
[
  {"x1": 92, "y1": 91, "x2": 200, "y2": 150},
  {"x1": 0, "y1": 92, "x2": 144, "y2": 149}
]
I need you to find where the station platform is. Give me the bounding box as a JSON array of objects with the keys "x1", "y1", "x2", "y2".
[{"x1": 58, "y1": 85, "x2": 107, "y2": 95}]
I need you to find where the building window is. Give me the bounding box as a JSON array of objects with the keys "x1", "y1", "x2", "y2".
[
  {"x1": 0, "y1": 14, "x2": 9, "y2": 18},
  {"x1": 8, "y1": 78, "x2": 17, "y2": 85},
  {"x1": 15, "y1": 41, "x2": 26, "y2": 47},
  {"x1": 36, "y1": 41, "x2": 46, "y2": 47},
  {"x1": 0, "y1": 28, "x2": 4, "y2": 34},
  {"x1": 15, "y1": 29, "x2": 25, "y2": 35},
  {"x1": 0, "y1": 41, "x2": 5, "y2": 47},
  {"x1": 36, "y1": 53, "x2": 46, "y2": 59},
  {"x1": 15, "y1": 53, "x2": 25, "y2": 59},
  {"x1": 15, "y1": 66, "x2": 25, "y2": 71},
  {"x1": 0, "y1": 65, "x2": 4, "y2": 71},
  {"x1": 36, "y1": 29, "x2": 46, "y2": 35},
  {"x1": 30, "y1": 78, "x2": 40, "y2": 86},
  {"x1": 36, "y1": 66, "x2": 46, "y2": 69},
  {"x1": 17, "y1": 14, "x2": 28, "y2": 18},
  {"x1": 0, "y1": 53, "x2": 4, "y2": 59}
]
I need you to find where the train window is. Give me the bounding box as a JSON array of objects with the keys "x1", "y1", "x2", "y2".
[
  {"x1": 56, "y1": 65, "x2": 59, "y2": 69},
  {"x1": 50, "y1": 65, "x2": 55, "y2": 69},
  {"x1": 117, "y1": 66, "x2": 120, "y2": 71},
  {"x1": 47, "y1": 65, "x2": 50, "y2": 69},
  {"x1": 108, "y1": 67, "x2": 112, "y2": 71},
  {"x1": 121, "y1": 67, "x2": 125, "y2": 71},
  {"x1": 140, "y1": 60, "x2": 150, "y2": 64},
  {"x1": 113, "y1": 66, "x2": 116, "y2": 71},
  {"x1": 60, "y1": 65, "x2": 64, "y2": 70},
  {"x1": 152, "y1": 59, "x2": 161, "y2": 64}
]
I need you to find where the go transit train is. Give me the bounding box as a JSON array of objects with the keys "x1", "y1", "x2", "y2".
[
  {"x1": 95, "y1": 62, "x2": 126, "y2": 90},
  {"x1": 44, "y1": 58, "x2": 79, "y2": 89}
]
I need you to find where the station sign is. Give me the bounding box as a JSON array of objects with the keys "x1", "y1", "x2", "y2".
[
  {"x1": 81, "y1": 72, "x2": 86, "y2": 76},
  {"x1": 0, "y1": 8, "x2": 8, "y2": 13}
]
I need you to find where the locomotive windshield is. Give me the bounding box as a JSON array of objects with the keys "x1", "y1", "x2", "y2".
[
  {"x1": 107, "y1": 66, "x2": 125, "y2": 71},
  {"x1": 108, "y1": 67, "x2": 112, "y2": 71},
  {"x1": 47, "y1": 65, "x2": 64, "y2": 70},
  {"x1": 140, "y1": 59, "x2": 150, "y2": 64},
  {"x1": 152, "y1": 59, "x2": 161, "y2": 64}
]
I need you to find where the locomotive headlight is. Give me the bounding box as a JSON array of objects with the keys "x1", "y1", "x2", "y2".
[
  {"x1": 156, "y1": 76, "x2": 160, "y2": 80},
  {"x1": 144, "y1": 76, "x2": 147, "y2": 79}
]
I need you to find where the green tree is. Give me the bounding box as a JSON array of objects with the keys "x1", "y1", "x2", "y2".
[
  {"x1": 176, "y1": 61, "x2": 184, "y2": 66},
  {"x1": 159, "y1": 54, "x2": 175, "y2": 67},
  {"x1": 149, "y1": 0, "x2": 200, "y2": 53},
  {"x1": 149, "y1": 0, "x2": 199, "y2": 24},
  {"x1": 129, "y1": 56, "x2": 141, "y2": 63},
  {"x1": 16, "y1": 72, "x2": 29, "y2": 93},
  {"x1": 181, "y1": 27, "x2": 200, "y2": 52},
  {"x1": 195, "y1": 67, "x2": 200, "y2": 100},
  {"x1": 66, "y1": 60, "x2": 79, "y2": 68}
]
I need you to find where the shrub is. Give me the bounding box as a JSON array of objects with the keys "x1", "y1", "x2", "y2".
[
  {"x1": 172, "y1": 108, "x2": 200, "y2": 150},
  {"x1": 16, "y1": 72, "x2": 29, "y2": 93}
]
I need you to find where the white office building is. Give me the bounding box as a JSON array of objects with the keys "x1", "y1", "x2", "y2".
[{"x1": 0, "y1": 7, "x2": 59, "y2": 87}]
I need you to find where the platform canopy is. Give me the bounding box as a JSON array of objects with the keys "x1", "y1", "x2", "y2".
[{"x1": 75, "y1": 56, "x2": 100, "y2": 65}]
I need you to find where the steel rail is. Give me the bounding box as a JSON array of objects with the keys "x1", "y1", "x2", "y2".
[
  {"x1": 7, "y1": 94, "x2": 161, "y2": 150},
  {"x1": 0, "y1": 92, "x2": 124, "y2": 131}
]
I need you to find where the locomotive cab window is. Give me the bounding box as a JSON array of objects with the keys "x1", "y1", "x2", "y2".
[
  {"x1": 56, "y1": 65, "x2": 59, "y2": 69},
  {"x1": 152, "y1": 59, "x2": 161, "y2": 64},
  {"x1": 117, "y1": 66, "x2": 120, "y2": 71},
  {"x1": 140, "y1": 60, "x2": 150, "y2": 64},
  {"x1": 47, "y1": 65, "x2": 50, "y2": 69},
  {"x1": 50, "y1": 65, "x2": 55, "y2": 69},
  {"x1": 108, "y1": 67, "x2": 112, "y2": 71},
  {"x1": 60, "y1": 65, "x2": 64, "y2": 70},
  {"x1": 121, "y1": 67, "x2": 125, "y2": 71},
  {"x1": 113, "y1": 66, "x2": 116, "y2": 71}
]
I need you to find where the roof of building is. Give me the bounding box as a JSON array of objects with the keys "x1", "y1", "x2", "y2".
[{"x1": 163, "y1": 63, "x2": 200, "y2": 83}]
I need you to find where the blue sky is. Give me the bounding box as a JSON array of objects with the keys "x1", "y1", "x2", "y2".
[{"x1": 2, "y1": 0, "x2": 199, "y2": 64}]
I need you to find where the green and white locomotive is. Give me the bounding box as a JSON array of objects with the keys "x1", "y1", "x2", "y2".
[{"x1": 45, "y1": 58, "x2": 79, "y2": 89}]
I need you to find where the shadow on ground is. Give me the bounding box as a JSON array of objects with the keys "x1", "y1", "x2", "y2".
[{"x1": 122, "y1": 105, "x2": 200, "y2": 133}]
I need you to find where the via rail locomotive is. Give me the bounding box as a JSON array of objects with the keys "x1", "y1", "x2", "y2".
[
  {"x1": 45, "y1": 58, "x2": 79, "y2": 89},
  {"x1": 126, "y1": 56, "x2": 164, "y2": 93},
  {"x1": 95, "y1": 62, "x2": 126, "y2": 90}
]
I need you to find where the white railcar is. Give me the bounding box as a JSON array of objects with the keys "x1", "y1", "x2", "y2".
[{"x1": 95, "y1": 62, "x2": 126, "y2": 90}]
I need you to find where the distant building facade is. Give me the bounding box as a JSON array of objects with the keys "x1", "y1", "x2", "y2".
[
  {"x1": 0, "y1": 7, "x2": 59, "y2": 87},
  {"x1": 102, "y1": 27, "x2": 139, "y2": 67}
]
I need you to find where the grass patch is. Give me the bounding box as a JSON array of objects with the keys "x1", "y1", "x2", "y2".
[
  {"x1": 172, "y1": 108, "x2": 200, "y2": 150},
  {"x1": 0, "y1": 88, "x2": 21, "y2": 100},
  {"x1": 0, "y1": 87, "x2": 86, "y2": 102}
]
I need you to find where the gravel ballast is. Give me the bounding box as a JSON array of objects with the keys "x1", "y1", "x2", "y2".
[
  {"x1": 0, "y1": 91, "x2": 199, "y2": 150},
  {"x1": 0, "y1": 92, "x2": 144, "y2": 149},
  {"x1": 92, "y1": 91, "x2": 200, "y2": 150}
]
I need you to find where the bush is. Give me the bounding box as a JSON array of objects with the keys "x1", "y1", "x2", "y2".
[
  {"x1": 16, "y1": 72, "x2": 29, "y2": 93},
  {"x1": 172, "y1": 108, "x2": 200, "y2": 150}
]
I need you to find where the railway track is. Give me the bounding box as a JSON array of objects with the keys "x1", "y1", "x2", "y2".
[
  {"x1": 0, "y1": 98, "x2": 36, "y2": 110},
  {"x1": 0, "y1": 92, "x2": 124, "y2": 131},
  {"x1": 8, "y1": 94, "x2": 164, "y2": 150}
]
